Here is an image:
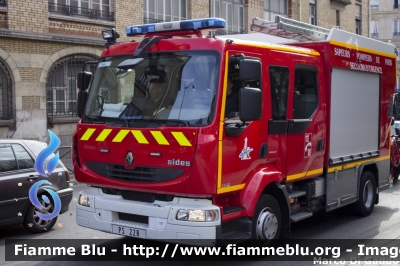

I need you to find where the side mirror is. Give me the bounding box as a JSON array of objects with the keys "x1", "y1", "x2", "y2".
[
  {"x1": 77, "y1": 90, "x2": 88, "y2": 118},
  {"x1": 77, "y1": 71, "x2": 92, "y2": 90},
  {"x1": 225, "y1": 87, "x2": 261, "y2": 137},
  {"x1": 239, "y1": 59, "x2": 261, "y2": 81},
  {"x1": 240, "y1": 87, "x2": 262, "y2": 121}
]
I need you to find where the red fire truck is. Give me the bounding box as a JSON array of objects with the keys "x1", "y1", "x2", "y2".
[{"x1": 73, "y1": 16, "x2": 396, "y2": 246}]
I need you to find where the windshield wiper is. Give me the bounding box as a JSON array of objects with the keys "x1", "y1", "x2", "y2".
[
  {"x1": 135, "y1": 118, "x2": 189, "y2": 126},
  {"x1": 85, "y1": 115, "x2": 188, "y2": 127},
  {"x1": 104, "y1": 117, "x2": 129, "y2": 127},
  {"x1": 84, "y1": 115, "x2": 129, "y2": 127},
  {"x1": 84, "y1": 115, "x2": 105, "y2": 123}
]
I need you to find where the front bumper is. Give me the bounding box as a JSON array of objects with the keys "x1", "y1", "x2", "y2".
[
  {"x1": 76, "y1": 187, "x2": 219, "y2": 246},
  {"x1": 58, "y1": 187, "x2": 73, "y2": 214}
]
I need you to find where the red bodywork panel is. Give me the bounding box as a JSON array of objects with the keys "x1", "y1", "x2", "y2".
[{"x1": 73, "y1": 34, "x2": 396, "y2": 220}]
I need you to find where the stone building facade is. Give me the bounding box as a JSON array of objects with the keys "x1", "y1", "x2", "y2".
[
  {"x1": 0, "y1": 0, "x2": 370, "y2": 145},
  {"x1": 370, "y1": 0, "x2": 400, "y2": 87},
  {"x1": 290, "y1": 0, "x2": 368, "y2": 36}
]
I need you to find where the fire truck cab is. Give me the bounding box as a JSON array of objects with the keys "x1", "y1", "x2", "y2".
[{"x1": 73, "y1": 17, "x2": 396, "y2": 246}]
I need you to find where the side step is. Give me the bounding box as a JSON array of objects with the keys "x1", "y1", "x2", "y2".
[
  {"x1": 223, "y1": 231, "x2": 251, "y2": 241},
  {"x1": 219, "y1": 217, "x2": 252, "y2": 244},
  {"x1": 288, "y1": 190, "x2": 306, "y2": 199},
  {"x1": 290, "y1": 211, "x2": 313, "y2": 222}
]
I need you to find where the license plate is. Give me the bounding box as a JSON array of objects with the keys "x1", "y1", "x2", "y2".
[{"x1": 112, "y1": 225, "x2": 146, "y2": 239}]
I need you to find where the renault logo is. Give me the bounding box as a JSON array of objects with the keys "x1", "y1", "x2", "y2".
[{"x1": 125, "y1": 151, "x2": 134, "y2": 166}]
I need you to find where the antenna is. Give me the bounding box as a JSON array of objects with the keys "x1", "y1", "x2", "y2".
[{"x1": 251, "y1": 16, "x2": 331, "y2": 42}]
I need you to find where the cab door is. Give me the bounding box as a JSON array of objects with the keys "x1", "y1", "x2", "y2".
[
  {"x1": 285, "y1": 62, "x2": 326, "y2": 182},
  {"x1": 218, "y1": 51, "x2": 264, "y2": 193}
]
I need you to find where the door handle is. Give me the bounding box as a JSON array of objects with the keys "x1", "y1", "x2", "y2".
[
  {"x1": 316, "y1": 138, "x2": 323, "y2": 152},
  {"x1": 27, "y1": 175, "x2": 39, "y2": 181}
]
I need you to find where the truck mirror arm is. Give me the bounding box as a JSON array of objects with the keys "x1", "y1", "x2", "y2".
[{"x1": 225, "y1": 121, "x2": 250, "y2": 137}]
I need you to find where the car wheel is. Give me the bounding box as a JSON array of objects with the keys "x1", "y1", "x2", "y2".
[
  {"x1": 23, "y1": 192, "x2": 57, "y2": 233},
  {"x1": 348, "y1": 171, "x2": 376, "y2": 217},
  {"x1": 251, "y1": 194, "x2": 281, "y2": 246}
]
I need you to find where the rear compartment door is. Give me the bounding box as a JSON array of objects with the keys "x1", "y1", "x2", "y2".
[{"x1": 329, "y1": 68, "x2": 380, "y2": 162}]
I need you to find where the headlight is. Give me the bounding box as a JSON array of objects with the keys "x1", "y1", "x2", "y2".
[
  {"x1": 176, "y1": 209, "x2": 219, "y2": 222},
  {"x1": 79, "y1": 195, "x2": 90, "y2": 207}
]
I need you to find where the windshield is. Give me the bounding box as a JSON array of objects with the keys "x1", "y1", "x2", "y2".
[{"x1": 84, "y1": 52, "x2": 219, "y2": 126}]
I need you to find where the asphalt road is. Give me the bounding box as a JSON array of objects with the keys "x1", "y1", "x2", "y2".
[{"x1": 2, "y1": 180, "x2": 400, "y2": 266}]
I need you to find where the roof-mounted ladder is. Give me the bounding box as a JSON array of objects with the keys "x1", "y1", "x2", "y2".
[{"x1": 251, "y1": 16, "x2": 332, "y2": 42}]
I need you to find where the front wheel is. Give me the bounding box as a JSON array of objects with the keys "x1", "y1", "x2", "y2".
[
  {"x1": 251, "y1": 194, "x2": 281, "y2": 246},
  {"x1": 23, "y1": 193, "x2": 58, "y2": 233},
  {"x1": 348, "y1": 171, "x2": 376, "y2": 217}
]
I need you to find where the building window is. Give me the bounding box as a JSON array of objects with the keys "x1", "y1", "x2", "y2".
[
  {"x1": 395, "y1": 20, "x2": 400, "y2": 37},
  {"x1": 143, "y1": 0, "x2": 187, "y2": 24},
  {"x1": 371, "y1": 0, "x2": 379, "y2": 10},
  {"x1": 47, "y1": 55, "x2": 97, "y2": 120},
  {"x1": 371, "y1": 20, "x2": 378, "y2": 38},
  {"x1": 309, "y1": 0, "x2": 316, "y2": 25},
  {"x1": 211, "y1": 0, "x2": 244, "y2": 35},
  {"x1": 0, "y1": 60, "x2": 12, "y2": 120},
  {"x1": 48, "y1": 0, "x2": 114, "y2": 21},
  {"x1": 336, "y1": 10, "x2": 340, "y2": 28},
  {"x1": 395, "y1": 0, "x2": 400, "y2": 9},
  {"x1": 264, "y1": 0, "x2": 288, "y2": 21},
  {"x1": 355, "y1": 19, "x2": 361, "y2": 35}
]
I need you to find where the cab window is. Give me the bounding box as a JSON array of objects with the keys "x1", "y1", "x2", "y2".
[{"x1": 293, "y1": 66, "x2": 318, "y2": 119}]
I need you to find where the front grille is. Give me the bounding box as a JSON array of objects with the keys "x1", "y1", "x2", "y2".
[
  {"x1": 121, "y1": 190, "x2": 174, "y2": 203},
  {"x1": 107, "y1": 165, "x2": 153, "y2": 182},
  {"x1": 118, "y1": 213, "x2": 148, "y2": 224},
  {"x1": 86, "y1": 162, "x2": 185, "y2": 183}
]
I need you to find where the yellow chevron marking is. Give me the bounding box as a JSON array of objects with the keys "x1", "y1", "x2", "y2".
[
  {"x1": 171, "y1": 132, "x2": 192, "y2": 146},
  {"x1": 131, "y1": 130, "x2": 149, "y2": 144},
  {"x1": 96, "y1": 129, "x2": 112, "y2": 141},
  {"x1": 81, "y1": 128, "x2": 96, "y2": 141},
  {"x1": 112, "y1": 130, "x2": 130, "y2": 142},
  {"x1": 151, "y1": 131, "x2": 170, "y2": 145}
]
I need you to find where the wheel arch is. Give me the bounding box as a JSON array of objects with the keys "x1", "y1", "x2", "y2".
[
  {"x1": 239, "y1": 165, "x2": 291, "y2": 238},
  {"x1": 359, "y1": 162, "x2": 379, "y2": 203}
]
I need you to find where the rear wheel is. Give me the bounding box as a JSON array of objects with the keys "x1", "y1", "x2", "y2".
[
  {"x1": 348, "y1": 171, "x2": 376, "y2": 217},
  {"x1": 251, "y1": 194, "x2": 281, "y2": 246}
]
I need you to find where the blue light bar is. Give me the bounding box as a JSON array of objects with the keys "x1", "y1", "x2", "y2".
[{"x1": 126, "y1": 18, "x2": 226, "y2": 36}]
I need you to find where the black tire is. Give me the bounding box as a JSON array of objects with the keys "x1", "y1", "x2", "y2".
[
  {"x1": 394, "y1": 166, "x2": 400, "y2": 180},
  {"x1": 23, "y1": 192, "x2": 57, "y2": 233},
  {"x1": 348, "y1": 171, "x2": 376, "y2": 217},
  {"x1": 251, "y1": 194, "x2": 281, "y2": 246}
]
